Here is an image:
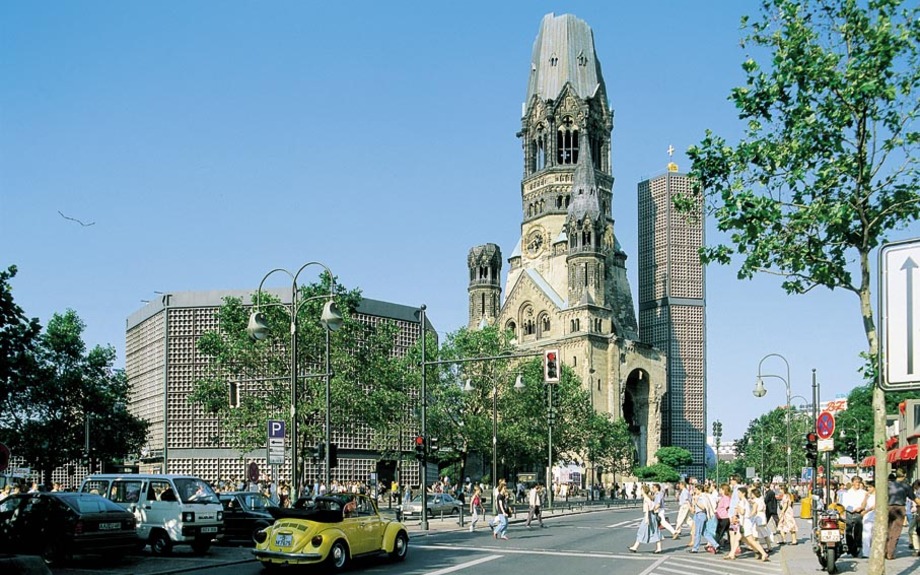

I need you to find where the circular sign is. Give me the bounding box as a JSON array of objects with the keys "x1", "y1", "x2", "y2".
[
  {"x1": 816, "y1": 411, "x2": 836, "y2": 439},
  {"x1": 818, "y1": 465, "x2": 825, "y2": 474},
  {"x1": 248, "y1": 461, "x2": 260, "y2": 483}
]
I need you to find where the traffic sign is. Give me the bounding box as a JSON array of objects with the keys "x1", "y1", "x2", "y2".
[
  {"x1": 881, "y1": 238, "x2": 920, "y2": 390},
  {"x1": 816, "y1": 410, "x2": 836, "y2": 439},
  {"x1": 801, "y1": 467, "x2": 814, "y2": 482},
  {"x1": 267, "y1": 420, "x2": 286, "y2": 465}
]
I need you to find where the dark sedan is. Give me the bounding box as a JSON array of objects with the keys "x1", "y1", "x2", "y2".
[
  {"x1": 0, "y1": 492, "x2": 138, "y2": 565},
  {"x1": 218, "y1": 491, "x2": 277, "y2": 543}
]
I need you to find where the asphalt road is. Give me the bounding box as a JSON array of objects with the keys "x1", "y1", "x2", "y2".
[{"x1": 49, "y1": 505, "x2": 793, "y2": 575}]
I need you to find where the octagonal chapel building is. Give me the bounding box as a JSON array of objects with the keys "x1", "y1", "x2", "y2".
[{"x1": 466, "y1": 14, "x2": 671, "y2": 470}]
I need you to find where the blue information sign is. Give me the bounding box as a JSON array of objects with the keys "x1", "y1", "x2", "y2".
[
  {"x1": 267, "y1": 420, "x2": 286, "y2": 465},
  {"x1": 801, "y1": 467, "x2": 814, "y2": 482}
]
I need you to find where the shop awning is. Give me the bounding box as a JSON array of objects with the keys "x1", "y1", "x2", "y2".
[
  {"x1": 861, "y1": 456, "x2": 876, "y2": 467},
  {"x1": 901, "y1": 444, "x2": 918, "y2": 461},
  {"x1": 888, "y1": 449, "x2": 900, "y2": 463}
]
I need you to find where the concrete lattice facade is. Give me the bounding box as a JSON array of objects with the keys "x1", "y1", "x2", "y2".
[
  {"x1": 125, "y1": 291, "x2": 427, "y2": 488},
  {"x1": 638, "y1": 169, "x2": 706, "y2": 478},
  {"x1": 467, "y1": 13, "x2": 668, "y2": 470}
]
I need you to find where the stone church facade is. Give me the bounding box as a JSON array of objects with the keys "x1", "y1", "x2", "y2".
[{"x1": 466, "y1": 13, "x2": 668, "y2": 470}]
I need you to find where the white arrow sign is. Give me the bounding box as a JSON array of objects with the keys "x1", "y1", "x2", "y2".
[{"x1": 882, "y1": 239, "x2": 920, "y2": 389}]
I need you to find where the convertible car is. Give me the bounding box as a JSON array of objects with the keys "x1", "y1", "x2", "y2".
[{"x1": 252, "y1": 494, "x2": 408, "y2": 571}]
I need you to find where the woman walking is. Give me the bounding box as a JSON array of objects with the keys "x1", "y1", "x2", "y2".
[
  {"x1": 740, "y1": 486, "x2": 770, "y2": 561},
  {"x1": 714, "y1": 483, "x2": 732, "y2": 551},
  {"x1": 777, "y1": 486, "x2": 798, "y2": 545},
  {"x1": 469, "y1": 487, "x2": 483, "y2": 532},
  {"x1": 493, "y1": 485, "x2": 510, "y2": 540},
  {"x1": 628, "y1": 484, "x2": 663, "y2": 554},
  {"x1": 750, "y1": 487, "x2": 774, "y2": 552},
  {"x1": 690, "y1": 483, "x2": 719, "y2": 553}
]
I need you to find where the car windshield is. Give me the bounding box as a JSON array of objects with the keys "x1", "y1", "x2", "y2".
[
  {"x1": 174, "y1": 478, "x2": 218, "y2": 504},
  {"x1": 240, "y1": 493, "x2": 277, "y2": 511}
]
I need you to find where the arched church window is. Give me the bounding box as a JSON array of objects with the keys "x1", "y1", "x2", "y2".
[
  {"x1": 557, "y1": 117, "x2": 579, "y2": 165},
  {"x1": 524, "y1": 319, "x2": 535, "y2": 335},
  {"x1": 506, "y1": 320, "x2": 516, "y2": 335},
  {"x1": 535, "y1": 131, "x2": 546, "y2": 171},
  {"x1": 542, "y1": 315, "x2": 550, "y2": 333}
]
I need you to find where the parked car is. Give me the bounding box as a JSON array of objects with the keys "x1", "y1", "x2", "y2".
[
  {"x1": 400, "y1": 493, "x2": 461, "y2": 517},
  {"x1": 0, "y1": 492, "x2": 138, "y2": 565},
  {"x1": 252, "y1": 494, "x2": 408, "y2": 572},
  {"x1": 219, "y1": 491, "x2": 277, "y2": 543},
  {"x1": 81, "y1": 473, "x2": 224, "y2": 555}
]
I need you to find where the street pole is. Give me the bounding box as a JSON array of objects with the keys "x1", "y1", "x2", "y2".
[
  {"x1": 492, "y1": 379, "x2": 498, "y2": 514},
  {"x1": 547, "y1": 382, "x2": 553, "y2": 509},
  {"x1": 754, "y1": 353, "x2": 792, "y2": 484},
  {"x1": 811, "y1": 368, "x2": 819, "y2": 525},
  {"x1": 246, "y1": 263, "x2": 342, "y2": 502},
  {"x1": 419, "y1": 304, "x2": 428, "y2": 532}
]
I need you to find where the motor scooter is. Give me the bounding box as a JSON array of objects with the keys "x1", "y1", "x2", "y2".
[{"x1": 813, "y1": 506, "x2": 846, "y2": 574}]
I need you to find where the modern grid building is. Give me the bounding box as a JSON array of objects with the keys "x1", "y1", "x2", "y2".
[
  {"x1": 637, "y1": 166, "x2": 706, "y2": 478},
  {"x1": 124, "y1": 290, "x2": 430, "y2": 488}
]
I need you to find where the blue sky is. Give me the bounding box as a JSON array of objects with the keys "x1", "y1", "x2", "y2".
[{"x1": 2, "y1": 1, "x2": 914, "y2": 445}]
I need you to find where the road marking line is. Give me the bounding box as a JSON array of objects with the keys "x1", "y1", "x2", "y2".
[
  {"x1": 413, "y1": 544, "x2": 651, "y2": 560},
  {"x1": 663, "y1": 557, "x2": 781, "y2": 574},
  {"x1": 423, "y1": 554, "x2": 503, "y2": 575},
  {"x1": 606, "y1": 520, "x2": 638, "y2": 528}
]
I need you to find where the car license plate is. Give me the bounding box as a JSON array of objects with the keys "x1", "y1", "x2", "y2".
[
  {"x1": 201, "y1": 527, "x2": 218, "y2": 534},
  {"x1": 99, "y1": 522, "x2": 121, "y2": 531},
  {"x1": 275, "y1": 533, "x2": 293, "y2": 547},
  {"x1": 820, "y1": 529, "x2": 841, "y2": 542}
]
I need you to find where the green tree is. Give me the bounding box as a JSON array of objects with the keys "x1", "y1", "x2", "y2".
[
  {"x1": 634, "y1": 463, "x2": 680, "y2": 483},
  {"x1": 188, "y1": 276, "x2": 408, "y2": 483},
  {"x1": 585, "y1": 414, "x2": 634, "y2": 479},
  {"x1": 681, "y1": 2, "x2": 919, "y2": 570},
  {"x1": 0, "y1": 265, "x2": 42, "y2": 437},
  {"x1": 655, "y1": 446, "x2": 693, "y2": 470},
  {"x1": 2, "y1": 309, "x2": 147, "y2": 484}
]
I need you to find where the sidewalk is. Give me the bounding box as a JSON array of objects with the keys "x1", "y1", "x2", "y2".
[{"x1": 781, "y1": 515, "x2": 920, "y2": 575}]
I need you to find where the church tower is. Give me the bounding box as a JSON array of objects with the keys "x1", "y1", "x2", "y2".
[
  {"x1": 467, "y1": 243, "x2": 503, "y2": 329},
  {"x1": 467, "y1": 13, "x2": 669, "y2": 472}
]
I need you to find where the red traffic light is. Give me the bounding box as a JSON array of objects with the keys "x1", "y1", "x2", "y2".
[
  {"x1": 806, "y1": 431, "x2": 818, "y2": 443},
  {"x1": 415, "y1": 435, "x2": 424, "y2": 445},
  {"x1": 547, "y1": 352, "x2": 556, "y2": 362}
]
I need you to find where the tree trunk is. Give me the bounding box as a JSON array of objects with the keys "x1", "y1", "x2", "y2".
[{"x1": 858, "y1": 251, "x2": 887, "y2": 575}]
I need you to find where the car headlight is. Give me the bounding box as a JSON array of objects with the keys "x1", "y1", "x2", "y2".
[
  {"x1": 217, "y1": 511, "x2": 223, "y2": 522},
  {"x1": 182, "y1": 511, "x2": 195, "y2": 523}
]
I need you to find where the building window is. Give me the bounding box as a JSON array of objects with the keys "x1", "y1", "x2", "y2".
[{"x1": 557, "y1": 117, "x2": 579, "y2": 165}]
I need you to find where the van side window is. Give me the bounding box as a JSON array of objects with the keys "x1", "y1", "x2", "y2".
[
  {"x1": 81, "y1": 480, "x2": 108, "y2": 496},
  {"x1": 150, "y1": 480, "x2": 176, "y2": 502},
  {"x1": 110, "y1": 481, "x2": 144, "y2": 504}
]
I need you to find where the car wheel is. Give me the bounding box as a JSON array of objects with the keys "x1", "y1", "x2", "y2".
[
  {"x1": 326, "y1": 539, "x2": 349, "y2": 572},
  {"x1": 41, "y1": 539, "x2": 65, "y2": 566},
  {"x1": 150, "y1": 530, "x2": 173, "y2": 556},
  {"x1": 191, "y1": 537, "x2": 211, "y2": 554},
  {"x1": 252, "y1": 520, "x2": 270, "y2": 543},
  {"x1": 389, "y1": 531, "x2": 409, "y2": 561}
]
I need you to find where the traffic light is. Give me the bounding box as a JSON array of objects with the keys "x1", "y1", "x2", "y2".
[
  {"x1": 712, "y1": 420, "x2": 722, "y2": 438},
  {"x1": 544, "y1": 349, "x2": 560, "y2": 383},
  {"x1": 313, "y1": 442, "x2": 326, "y2": 460},
  {"x1": 429, "y1": 437, "x2": 439, "y2": 459},
  {"x1": 329, "y1": 443, "x2": 338, "y2": 468},
  {"x1": 414, "y1": 435, "x2": 425, "y2": 461},
  {"x1": 804, "y1": 432, "x2": 818, "y2": 463}
]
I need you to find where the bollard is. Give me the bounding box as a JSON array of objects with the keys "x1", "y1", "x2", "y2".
[{"x1": 458, "y1": 505, "x2": 464, "y2": 527}]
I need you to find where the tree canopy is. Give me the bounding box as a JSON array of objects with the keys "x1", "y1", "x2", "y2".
[
  {"x1": 0, "y1": 267, "x2": 148, "y2": 484},
  {"x1": 683, "y1": 1, "x2": 918, "y2": 571}
]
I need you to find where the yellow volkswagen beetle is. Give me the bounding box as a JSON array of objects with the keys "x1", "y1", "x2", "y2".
[{"x1": 252, "y1": 494, "x2": 408, "y2": 572}]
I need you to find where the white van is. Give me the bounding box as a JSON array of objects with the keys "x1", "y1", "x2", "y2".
[{"x1": 80, "y1": 473, "x2": 224, "y2": 555}]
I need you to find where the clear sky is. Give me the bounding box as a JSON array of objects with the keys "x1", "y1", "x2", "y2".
[{"x1": 2, "y1": 1, "x2": 915, "y2": 445}]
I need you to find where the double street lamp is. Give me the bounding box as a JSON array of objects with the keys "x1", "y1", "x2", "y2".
[
  {"x1": 247, "y1": 262, "x2": 343, "y2": 500},
  {"x1": 753, "y1": 353, "x2": 792, "y2": 484}
]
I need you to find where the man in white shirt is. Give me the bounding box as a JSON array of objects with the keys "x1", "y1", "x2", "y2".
[{"x1": 841, "y1": 476, "x2": 868, "y2": 557}]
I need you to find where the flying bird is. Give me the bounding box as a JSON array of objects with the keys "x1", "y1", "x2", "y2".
[{"x1": 58, "y1": 211, "x2": 95, "y2": 227}]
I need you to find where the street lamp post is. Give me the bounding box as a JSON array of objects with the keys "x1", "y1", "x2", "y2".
[
  {"x1": 464, "y1": 374, "x2": 524, "y2": 513},
  {"x1": 753, "y1": 353, "x2": 792, "y2": 484},
  {"x1": 247, "y1": 262, "x2": 343, "y2": 501}
]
